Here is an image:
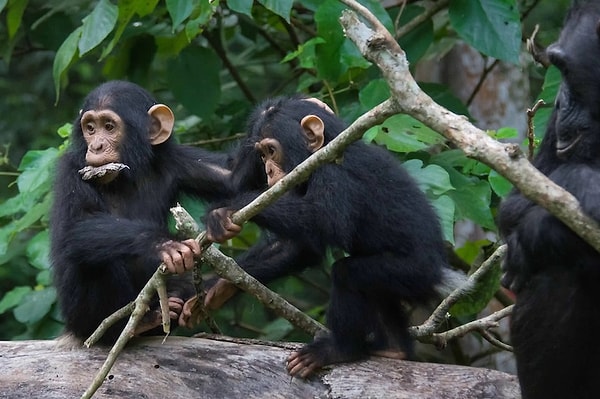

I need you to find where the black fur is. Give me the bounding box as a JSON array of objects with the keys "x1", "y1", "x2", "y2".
[
  {"x1": 208, "y1": 95, "x2": 451, "y2": 369},
  {"x1": 51, "y1": 81, "x2": 230, "y2": 343},
  {"x1": 498, "y1": 2, "x2": 600, "y2": 397}
]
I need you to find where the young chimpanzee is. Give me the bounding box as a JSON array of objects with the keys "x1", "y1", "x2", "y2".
[
  {"x1": 205, "y1": 95, "x2": 459, "y2": 378},
  {"x1": 498, "y1": 2, "x2": 600, "y2": 398},
  {"x1": 51, "y1": 80, "x2": 231, "y2": 344}
]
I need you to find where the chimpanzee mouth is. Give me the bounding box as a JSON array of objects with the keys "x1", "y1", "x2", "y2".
[
  {"x1": 556, "y1": 134, "x2": 582, "y2": 157},
  {"x1": 78, "y1": 162, "x2": 129, "y2": 181}
]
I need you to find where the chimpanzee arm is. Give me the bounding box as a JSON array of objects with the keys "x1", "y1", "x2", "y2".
[
  {"x1": 507, "y1": 164, "x2": 600, "y2": 277},
  {"x1": 51, "y1": 156, "x2": 173, "y2": 268},
  {"x1": 58, "y1": 215, "x2": 172, "y2": 264},
  {"x1": 236, "y1": 234, "x2": 323, "y2": 284},
  {"x1": 209, "y1": 168, "x2": 352, "y2": 250},
  {"x1": 169, "y1": 145, "x2": 234, "y2": 202}
]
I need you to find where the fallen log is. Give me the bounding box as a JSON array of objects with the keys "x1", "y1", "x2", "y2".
[{"x1": 0, "y1": 336, "x2": 519, "y2": 398}]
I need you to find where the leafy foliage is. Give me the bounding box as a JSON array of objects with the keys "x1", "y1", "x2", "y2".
[{"x1": 0, "y1": 0, "x2": 566, "y2": 365}]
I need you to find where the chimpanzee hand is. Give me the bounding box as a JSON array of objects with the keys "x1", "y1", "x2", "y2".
[
  {"x1": 158, "y1": 238, "x2": 201, "y2": 274},
  {"x1": 205, "y1": 207, "x2": 242, "y2": 243},
  {"x1": 204, "y1": 278, "x2": 239, "y2": 310},
  {"x1": 135, "y1": 296, "x2": 186, "y2": 335}
]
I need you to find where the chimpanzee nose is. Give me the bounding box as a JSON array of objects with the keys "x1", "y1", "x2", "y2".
[{"x1": 89, "y1": 138, "x2": 105, "y2": 153}]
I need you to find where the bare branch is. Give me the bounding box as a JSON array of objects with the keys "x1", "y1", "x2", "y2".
[
  {"x1": 411, "y1": 245, "x2": 507, "y2": 338},
  {"x1": 526, "y1": 99, "x2": 546, "y2": 159},
  {"x1": 426, "y1": 305, "x2": 514, "y2": 351},
  {"x1": 338, "y1": 1, "x2": 600, "y2": 253}
]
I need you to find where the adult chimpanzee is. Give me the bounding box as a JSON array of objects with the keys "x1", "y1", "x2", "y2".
[
  {"x1": 204, "y1": 95, "x2": 460, "y2": 378},
  {"x1": 50, "y1": 80, "x2": 231, "y2": 344},
  {"x1": 498, "y1": 2, "x2": 600, "y2": 398}
]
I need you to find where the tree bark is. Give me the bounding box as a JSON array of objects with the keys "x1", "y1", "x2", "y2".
[{"x1": 0, "y1": 336, "x2": 520, "y2": 398}]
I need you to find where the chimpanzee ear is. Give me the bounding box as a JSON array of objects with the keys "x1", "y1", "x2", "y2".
[
  {"x1": 300, "y1": 115, "x2": 325, "y2": 152},
  {"x1": 147, "y1": 104, "x2": 174, "y2": 145},
  {"x1": 303, "y1": 98, "x2": 334, "y2": 114}
]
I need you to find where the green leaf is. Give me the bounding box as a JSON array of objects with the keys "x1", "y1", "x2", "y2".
[
  {"x1": 101, "y1": 0, "x2": 160, "y2": 59},
  {"x1": 449, "y1": 0, "x2": 521, "y2": 63},
  {"x1": 0, "y1": 225, "x2": 12, "y2": 255},
  {"x1": 0, "y1": 286, "x2": 32, "y2": 314},
  {"x1": 7, "y1": 0, "x2": 28, "y2": 38},
  {"x1": 53, "y1": 27, "x2": 82, "y2": 103},
  {"x1": 79, "y1": 0, "x2": 118, "y2": 56},
  {"x1": 489, "y1": 169, "x2": 513, "y2": 197},
  {"x1": 26, "y1": 231, "x2": 51, "y2": 270},
  {"x1": 227, "y1": 0, "x2": 253, "y2": 18},
  {"x1": 533, "y1": 66, "x2": 561, "y2": 139},
  {"x1": 357, "y1": 0, "x2": 394, "y2": 32},
  {"x1": 373, "y1": 114, "x2": 445, "y2": 153},
  {"x1": 314, "y1": 0, "x2": 346, "y2": 81},
  {"x1": 167, "y1": 46, "x2": 221, "y2": 118},
  {"x1": 57, "y1": 123, "x2": 72, "y2": 138},
  {"x1": 14, "y1": 287, "x2": 57, "y2": 324},
  {"x1": 403, "y1": 159, "x2": 454, "y2": 197},
  {"x1": 0, "y1": 196, "x2": 26, "y2": 218},
  {"x1": 13, "y1": 195, "x2": 52, "y2": 232},
  {"x1": 282, "y1": 37, "x2": 326, "y2": 68},
  {"x1": 184, "y1": 0, "x2": 217, "y2": 42},
  {"x1": 17, "y1": 148, "x2": 59, "y2": 193},
  {"x1": 359, "y1": 79, "x2": 390, "y2": 109},
  {"x1": 0, "y1": 0, "x2": 7, "y2": 14},
  {"x1": 167, "y1": 0, "x2": 194, "y2": 30},
  {"x1": 431, "y1": 195, "x2": 456, "y2": 244},
  {"x1": 257, "y1": 0, "x2": 293, "y2": 22},
  {"x1": 492, "y1": 127, "x2": 518, "y2": 140},
  {"x1": 450, "y1": 258, "x2": 502, "y2": 317},
  {"x1": 446, "y1": 175, "x2": 495, "y2": 229},
  {"x1": 37, "y1": 270, "x2": 52, "y2": 286},
  {"x1": 402, "y1": 160, "x2": 455, "y2": 243}
]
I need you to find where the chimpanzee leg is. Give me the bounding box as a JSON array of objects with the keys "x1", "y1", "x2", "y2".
[
  {"x1": 367, "y1": 298, "x2": 414, "y2": 359},
  {"x1": 512, "y1": 270, "x2": 600, "y2": 399},
  {"x1": 287, "y1": 262, "x2": 377, "y2": 378},
  {"x1": 288, "y1": 253, "x2": 433, "y2": 377}
]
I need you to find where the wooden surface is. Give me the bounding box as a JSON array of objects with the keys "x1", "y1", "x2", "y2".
[{"x1": 0, "y1": 336, "x2": 520, "y2": 398}]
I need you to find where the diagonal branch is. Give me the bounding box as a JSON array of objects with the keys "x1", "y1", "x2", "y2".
[{"x1": 338, "y1": 0, "x2": 600, "y2": 253}]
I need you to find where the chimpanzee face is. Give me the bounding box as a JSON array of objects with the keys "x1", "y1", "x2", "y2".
[
  {"x1": 81, "y1": 109, "x2": 124, "y2": 168},
  {"x1": 76, "y1": 102, "x2": 174, "y2": 184},
  {"x1": 255, "y1": 138, "x2": 286, "y2": 187},
  {"x1": 546, "y1": 10, "x2": 600, "y2": 160}
]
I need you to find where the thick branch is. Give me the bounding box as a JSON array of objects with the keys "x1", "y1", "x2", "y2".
[{"x1": 338, "y1": 2, "x2": 600, "y2": 253}]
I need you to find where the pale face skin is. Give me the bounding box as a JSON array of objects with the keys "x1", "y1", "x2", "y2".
[
  {"x1": 255, "y1": 137, "x2": 286, "y2": 187},
  {"x1": 80, "y1": 109, "x2": 124, "y2": 183}
]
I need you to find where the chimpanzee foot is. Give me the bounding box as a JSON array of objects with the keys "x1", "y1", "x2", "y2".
[
  {"x1": 287, "y1": 336, "x2": 365, "y2": 378},
  {"x1": 287, "y1": 348, "x2": 324, "y2": 379},
  {"x1": 370, "y1": 349, "x2": 408, "y2": 360}
]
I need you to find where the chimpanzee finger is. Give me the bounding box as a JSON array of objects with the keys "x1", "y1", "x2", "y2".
[
  {"x1": 181, "y1": 238, "x2": 201, "y2": 255},
  {"x1": 168, "y1": 297, "x2": 184, "y2": 319}
]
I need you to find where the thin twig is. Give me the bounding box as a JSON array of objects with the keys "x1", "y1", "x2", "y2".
[
  {"x1": 395, "y1": 0, "x2": 449, "y2": 39},
  {"x1": 526, "y1": 99, "x2": 546, "y2": 160},
  {"x1": 425, "y1": 305, "x2": 514, "y2": 350},
  {"x1": 410, "y1": 245, "x2": 507, "y2": 338}
]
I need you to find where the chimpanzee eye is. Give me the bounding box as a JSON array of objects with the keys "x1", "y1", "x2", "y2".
[
  {"x1": 85, "y1": 123, "x2": 95, "y2": 134},
  {"x1": 267, "y1": 145, "x2": 275, "y2": 155},
  {"x1": 105, "y1": 122, "x2": 115, "y2": 132}
]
